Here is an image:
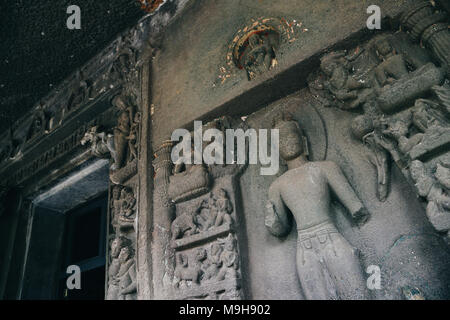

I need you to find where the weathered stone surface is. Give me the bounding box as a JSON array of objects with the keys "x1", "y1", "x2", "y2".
[
  {"x1": 151, "y1": 0, "x2": 411, "y2": 144},
  {"x1": 240, "y1": 89, "x2": 450, "y2": 299},
  {"x1": 2, "y1": 0, "x2": 450, "y2": 301}
]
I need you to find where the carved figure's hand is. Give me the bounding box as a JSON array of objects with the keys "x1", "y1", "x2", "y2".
[
  {"x1": 352, "y1": 206, "x2": 370, "y2": 226},
  {"x1": 265, "y1": 201, "x2": 290, "y2": 237}
]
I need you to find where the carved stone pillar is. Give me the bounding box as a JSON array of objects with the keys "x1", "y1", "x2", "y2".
[
  {"x1": 401, "y1": 0, "x2": 450, "y2": 75},
  {"x1": 152, "y1": 141, "x2": 175, "y2": 299}
]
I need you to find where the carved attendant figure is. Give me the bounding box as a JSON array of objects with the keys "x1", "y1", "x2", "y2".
[
  {"x1": 217, "y1": 234, "x2": 239, "y2": 281},
  {"x1": 373, "y1": 37, "x2": 409, "y2": 86},
  {"x1": 265, "y1": 114, "x2": 370, "y2": 300},
  {"x1": 320, "y1": 52, "x2": 371, "y2": 110},
  {"x1": 117, "y1": 246, "x2": 137, "y2": 300},
  {"x1": 213, "y1": 189, "x2": 233, "y2": 227},
  {"x1": 112, "y1": 95, "x2": 134, "y2": 169},
  {"x1": 107, "y1": 236, "x2": 130, "y2": 300}
]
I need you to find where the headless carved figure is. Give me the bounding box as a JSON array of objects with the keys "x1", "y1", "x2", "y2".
[{"x1": 265, "y1": 116, "x2": 370, "y2": 300}]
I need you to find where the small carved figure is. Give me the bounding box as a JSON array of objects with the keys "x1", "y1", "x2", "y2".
[
  {"x1": 117, "y1": 246, "x2": 137, "y2": 300},
  {"x1": 27, "y1": 112, "x2": 46, "y2": 141},
  {"x1": 379, "y1": 115, "x2": 424, "y2": 154},
  {"x1": 110, "y1": 186, "x2": 122, "y2": 229},
  {"x1": 118, "y1": 187, "x2": 136, "y2": 229},
  {"x1": 373, "y1": 36, "x2": 409, "y2": 87},
  {"x1": 112, "y1": 95, "x2": 134, "y2": 170},
  {"x1": 81, "y1": 126, "x2": 118, "y2": 169},
  {"x1": 67, "y1": 71, "x2": 91, "y2": 112},
  {"x1": 171, "y1": 209, "x2": 199, "y2": 241},
  {"x1": 107, "y1": 236, "x2": 133, "y2": 300},
  {"x1": 127, "y1": 112, "x2": 140, "y2": 162},
  {"x1": 195, "y1": 196, "x2": 216, "y2": 231},
  {"x1": 320, "y1": 51, "x2": 371, "y2": 110},
  {"x1": 241, "y1": 33, "x2": 278, "y2": 80},
  {"x1": 196, "y1": 190, "x2": 233, "y2": 231},
  {"x1": 202, "y1": 243, "x2": 223, "y2": 282},
  {"x1": 213, "y1": 189, "x2": 233, "y2": 228},
  {"x1": 174, "y1": 249, "x2": 205, "y2": 288},
  {"x1": 265, "y1": 114, "x2": 369, "y2": 300},
  {"x1": 217, "y1": 234, "x2": 239, "y2": 281}
]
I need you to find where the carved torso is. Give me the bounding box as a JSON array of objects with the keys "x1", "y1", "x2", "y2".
[{"x1": 271, "y1": 162, "x2": 335, "y2": 230}]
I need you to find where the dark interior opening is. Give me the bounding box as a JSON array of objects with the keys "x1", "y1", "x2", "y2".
[{"x1": 57, "y1": 195, "x2": 107, "y2": 300}]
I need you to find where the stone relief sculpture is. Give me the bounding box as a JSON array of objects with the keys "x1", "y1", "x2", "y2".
[
  {"x1": 233, "y1": 25, "x2": 280, "y2": 80},
  {"x1": 410, "y1": 160, "x2": 450, "y2": 239},
  {"x1": 80, "y1": 90, "x2": 140, "y2": 301},
  {"x1": 308, "y1": 7, "x2": 450, "y2": 242},
  {"x1": 110, "y1": 186, "x2": 137, "y2": 231},
  {"x1": 81, "y1": 94, "x2": 141, "y2": 182},
  {"x1": 401, "y1": 0, "x2": 450, "y2": 77},
  {"x1": 174, "y1": 249, "x2": 205, "y2": 288},
  {"x1": 172, "y1": 233, "x2": 242, "y2": 299},
  {"x1": 319, "y1": 51, "x2": 372, "y2": 110},
  {"x1": 112, "y1": 95, "x2": 135, "y2": 170},
  {"x1": 106, "y1": 183, "x2": 138, "y2": 300},
  {"x1": 170, "y1": 189, "x2": 234, "y2": 242},
  {"x1": 109, "y1": 94, "x2": 140, "y2": 185},
  {"x1": 107, "y1": 236, "x2": 137, "y2": 300},
  {"x1": 265, "y1": 114, "x2": 370, "y2": 300},
  {"x1": 152, "y1": 116, "x2": 247, "y2": 299},
  {"x1": 81, "y1": 126, "x2": 118, "y2": 169},
  {"x1": 218, "y1": 17, "x2": 304, "y2": 85}
]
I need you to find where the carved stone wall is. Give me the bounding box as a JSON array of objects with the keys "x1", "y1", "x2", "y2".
[
  {"x1": 149, "y1": 0, "x2": 450, "y2": 300},
  {"x1": 2, "y1": 0, "x2": 450, "y2": 301}
]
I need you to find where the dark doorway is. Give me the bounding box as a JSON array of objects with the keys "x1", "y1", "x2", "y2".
[{"x1": 57, "y1": 195, "x2": 108, "y2": 300}]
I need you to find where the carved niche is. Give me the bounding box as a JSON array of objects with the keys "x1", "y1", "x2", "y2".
[
  {"x1": 218, "y1": 17, "x2": 307, "y2": 84},
  {"x1": 152, "y1": 116, "x2": 248, "y2": 299}
]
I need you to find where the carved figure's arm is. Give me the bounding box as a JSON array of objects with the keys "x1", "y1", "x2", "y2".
[
  {"x1": 265, "y1": 184, "x2": 291, "y2": 237},
  {"x1": 325, "y1": 162, "x2": 370, "y2": 225},
  {"x1": 120, "y1": 263, "x2": 137, "y2": 295}
]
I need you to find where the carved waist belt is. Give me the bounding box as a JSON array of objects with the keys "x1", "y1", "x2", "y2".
[{"x1": 297, "y1": 220, "x2": 338, "y2": 242}]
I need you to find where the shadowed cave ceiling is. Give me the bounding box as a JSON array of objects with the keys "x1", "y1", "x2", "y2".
[{"x1": 0, "y1": 0, "x2": 173, "y2": 134}]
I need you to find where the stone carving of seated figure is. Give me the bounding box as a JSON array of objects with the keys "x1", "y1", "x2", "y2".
[
  {"x1": 373, "y1": 37, "x2": 409, "y2": 87},
  {"x1": 216, "y1": 234, "x2": 239, "y2": 281},
  {"x1": 265, "y1": 113, "x2": 370, "y2": 300},
  {"x1": 202, "y1": 243, "x2": 223, "y2": 283},
  {"x1": 320, "y1": 51, "x2": 371, "y2": 110},
  {"x1": 196, "y1": 189, "x2": 233, "y2": 231}
]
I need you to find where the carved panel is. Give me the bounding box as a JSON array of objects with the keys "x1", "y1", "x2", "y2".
[
  {"x1": 308, "y1": 17, "x2": 450, "y2": 241},
  {"x1": 152, "y1": 117, "x2": 248, "y2": 299}
]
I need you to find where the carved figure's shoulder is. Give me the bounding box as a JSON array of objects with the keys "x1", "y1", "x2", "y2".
[{"x1": 315, "y1": 160, "x2": 339, "y2": 169}]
